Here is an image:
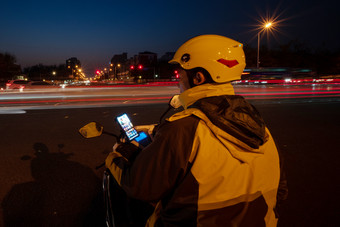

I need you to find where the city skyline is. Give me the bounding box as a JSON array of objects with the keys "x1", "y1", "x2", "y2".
[{"x1": 1, "y1": 0, "x2": 339, "y2": 76}]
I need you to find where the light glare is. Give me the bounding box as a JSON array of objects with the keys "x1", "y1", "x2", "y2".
[{"x1": 265, "y1": 22, "x2": 272, "y2": 28}]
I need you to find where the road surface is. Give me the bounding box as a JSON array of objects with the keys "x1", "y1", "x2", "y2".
[{"x1": 0, "y1": 84, "x2": 339, "y2": 226}]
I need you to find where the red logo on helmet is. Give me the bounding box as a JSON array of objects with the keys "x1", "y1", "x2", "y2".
[{"x1": 217, "y1": 59, "x2": 239, "y2": 68}]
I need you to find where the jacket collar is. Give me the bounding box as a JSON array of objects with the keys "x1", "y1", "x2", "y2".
[{"x1": 178, "y1": 83, "x2": 235, "y2": 109}]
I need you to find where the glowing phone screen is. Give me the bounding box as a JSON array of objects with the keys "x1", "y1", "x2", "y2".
[{"x1": 116, "y1": 113, "x2": 139, "y2": 141}]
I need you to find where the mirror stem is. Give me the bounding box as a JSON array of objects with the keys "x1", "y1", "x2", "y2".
[{"x1": 102, "y1": 131, "x2": 119, "y2": 140}]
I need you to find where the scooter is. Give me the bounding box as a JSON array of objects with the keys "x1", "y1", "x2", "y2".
[{"x1": 78, "y1": 95, "x2": 181, "y2": 227}]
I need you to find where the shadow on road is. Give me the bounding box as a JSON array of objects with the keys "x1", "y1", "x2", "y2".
[{"x1": 2, "y1": 142, "x2": 105, "y2": 227}]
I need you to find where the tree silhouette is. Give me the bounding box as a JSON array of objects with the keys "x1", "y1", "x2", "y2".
[{"x1": 0, "y1": 52, "x2": 21, "y2": 81}]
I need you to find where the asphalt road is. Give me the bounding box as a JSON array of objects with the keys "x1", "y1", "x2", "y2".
[{"x1": 0, "y1": 99, "x2": 339, "y2": 226}]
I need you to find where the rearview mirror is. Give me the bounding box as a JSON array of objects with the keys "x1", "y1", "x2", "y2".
[{"x1": 79, "y1": 122, "x2": 103, "y2": 138}]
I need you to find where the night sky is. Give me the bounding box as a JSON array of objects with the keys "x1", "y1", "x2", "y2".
[{"x1": 1, "y1": 0, "x2": 339, "y2": 76}]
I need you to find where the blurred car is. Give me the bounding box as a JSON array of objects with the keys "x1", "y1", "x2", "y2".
[
  {"x1": 24, "y1": 81, "x2": 57, "y2": 89},
  {"x1": 6, "y1": 80, "x2": 31, "y2": 90}
]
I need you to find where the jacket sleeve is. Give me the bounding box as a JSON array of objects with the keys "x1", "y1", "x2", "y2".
[
  {"x1": 106, "y1": 116, "x2": 200, "y2": 202},
  {"x1": 274, "y1": 145, "x2": 288, "y2": 218}
]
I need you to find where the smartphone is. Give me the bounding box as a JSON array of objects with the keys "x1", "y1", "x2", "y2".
[{"x1": 116, "y1": 113, "x2": 139, "y2": 141}]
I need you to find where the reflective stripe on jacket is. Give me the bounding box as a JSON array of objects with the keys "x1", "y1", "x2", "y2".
[{"x1": 106, "y1": 83, "x2": 281, "y2": 226}]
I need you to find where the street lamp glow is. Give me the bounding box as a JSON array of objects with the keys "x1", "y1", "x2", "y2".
[
  {"x1": 257, "y1": 20, "x2": 274, "y2": 68},
  {"x1": 265, "y1": 22, "x2": 272, "y2": 28},
  {"x1": 250, "y1": 6, "x2": 289, "y2": 68}
]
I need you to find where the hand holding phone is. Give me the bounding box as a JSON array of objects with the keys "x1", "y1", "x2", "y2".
[
  {"x1": 116, "y1": 113, "x2": 139, "y2": 141},
  {"x1": 116, "y1": 113, "x2": 153, "y2": 148}
]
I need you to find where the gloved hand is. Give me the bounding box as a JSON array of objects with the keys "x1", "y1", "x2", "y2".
[
  {"x1": 105, "y1": 141, "x2": 142, "y2": 184},
  {"x1": 135, "y1": 124, "x2": 158, "y2": 141},
  {"x1": 112, "y1": 141, "x2": 142, "y2": 164}
]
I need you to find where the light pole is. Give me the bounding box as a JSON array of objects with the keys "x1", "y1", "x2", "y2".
[
  {"x1": 110, "y1": 63, "x2": 113, "y2": 80},
  {"x1": 257, "y1": 22, "x2": 272, "y2": 68},
  {"x1": 114, "y1": 64, "x2": 121, "y2": 80}
]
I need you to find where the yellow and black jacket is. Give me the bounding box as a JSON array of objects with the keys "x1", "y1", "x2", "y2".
[{"x1": 106, "y1": 83, "x2": 286, "y2": 227}]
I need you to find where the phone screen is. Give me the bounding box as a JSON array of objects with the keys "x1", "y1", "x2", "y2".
[{"x1": 116, "y1": 113, "x2": 139, "y2": 141}]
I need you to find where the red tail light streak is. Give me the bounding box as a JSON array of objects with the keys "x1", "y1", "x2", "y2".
[{"x1": 1, "y1": 81, "x2": 339, "y2": 108}]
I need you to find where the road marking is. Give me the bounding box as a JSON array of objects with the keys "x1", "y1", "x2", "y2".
[{"x1": 0, "y1": 109, "x2": 26, "y2": 114}]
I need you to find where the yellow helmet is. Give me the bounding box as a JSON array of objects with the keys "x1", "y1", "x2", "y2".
[{"x1": 169, "y1": 34, "x2": 246, "y2": 83}]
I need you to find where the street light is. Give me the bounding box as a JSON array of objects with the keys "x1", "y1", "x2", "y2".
[
  {"x1": 257, "y1": 22, "x2": 273, "y2": 68},
  {"x1": 114, "y1": 64, "x2": 121, "y2": 80}
]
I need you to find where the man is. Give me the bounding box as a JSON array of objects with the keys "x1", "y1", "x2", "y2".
[{"x1": 106, "y1": 34, "x2": 287, "y2": 226}]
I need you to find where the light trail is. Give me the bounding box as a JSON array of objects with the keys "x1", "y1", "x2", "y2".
[
  {"x1": 234, "y1": 86, "x2": 340, "y2": 93},
  {"x1": 244, "y1": 94, "x2": 340, "y2": 100},
  {"x1": 237, "y1": 91, "x2": 340, "y2": 96},
  {"x1": 0, "y1": 96, "x2": 173, "y2": 105},
  {"x1": 0, "y1": 84, "x2": 339, "y2": 109}
]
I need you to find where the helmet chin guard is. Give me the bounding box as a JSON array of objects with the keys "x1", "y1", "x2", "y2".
[{"x1": 169, "y1": 35, "x2": 246, "y2": 83}]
